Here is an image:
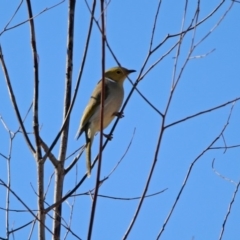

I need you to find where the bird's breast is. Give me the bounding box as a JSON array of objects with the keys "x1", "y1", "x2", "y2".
[{"x1": 90, "y1": 82, "x2": 124, "y2": 132}]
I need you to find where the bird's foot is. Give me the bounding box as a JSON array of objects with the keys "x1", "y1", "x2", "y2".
[
  {"x1": 113, "y1": 111, "x2": 124, "y2": 118},
  {"x1": 103, "y1": 133, "x2": 113, "y2": 140}
]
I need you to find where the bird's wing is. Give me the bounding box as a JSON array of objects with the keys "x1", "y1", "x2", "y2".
[{"x1": 76, "y1": 79, "x2": 110, "y2": 138}]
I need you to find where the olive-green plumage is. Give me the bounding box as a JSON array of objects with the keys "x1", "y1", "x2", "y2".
[{"x1": 76, "y1": 66, "x2": 136, "y2": 176}]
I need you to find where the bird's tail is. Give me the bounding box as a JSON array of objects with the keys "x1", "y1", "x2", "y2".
[{"x1": 75, "y1": 127, "x2": 83, "y2": 140}]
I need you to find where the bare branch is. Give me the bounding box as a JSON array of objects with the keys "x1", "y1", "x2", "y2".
[
  {"x1": 149, "y1": 0, "x2": 163, "y2": 51},
  {"x1": 8, "y1": 220, "x2": 34, "y2": 235},
  {"x1": 74, "y1": 188, "x2": 168, "y2": 201},
  {"x1": 53, "y1": 1, "x2": 76, "y2": 236},
  {"x1": 64, "y1": 147, "x2": 85, "y2": 174},
  {"x1": 25, "y1": 0, "x2": 45, "y2": 238},
  {"x1": 210, "y1": 144, "x2": 240, "y2": 150},
  {"x1": 39, "y1": 137, "x2": 58, "y2": 167},
  {"x1": 189, "y1": 48, "x2": 215, "y2": 59},
  {"x1": 151, "y1": 0, "x2": 226, "y2": 53},
  {"x1": 42, "y1": 0, "x2": 96, "y2": 161},
  {"x1": 87, "y1": 0, "x2": 106, "y2": 239}
]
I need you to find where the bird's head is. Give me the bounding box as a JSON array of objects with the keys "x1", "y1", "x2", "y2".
[{"x1": 104, "y1": 66, "x2": 136, "y2": 83}]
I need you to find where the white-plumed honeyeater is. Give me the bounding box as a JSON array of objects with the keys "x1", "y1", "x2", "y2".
[{"x1": 76, "y1": 66, "x2": 136, "y2": 176}]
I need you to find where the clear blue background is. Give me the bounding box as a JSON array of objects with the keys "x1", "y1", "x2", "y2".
[{"x1": 0, "y1": 0, "x2": 240, "y2": 239}]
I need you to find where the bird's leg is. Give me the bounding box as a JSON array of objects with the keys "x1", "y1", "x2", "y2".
[
  {"x1": 103, "y1": 133, "x2": 113, "y2": 140},
  {"x1": 113, "y1": 111, "x2": 124, "y2": 118}
]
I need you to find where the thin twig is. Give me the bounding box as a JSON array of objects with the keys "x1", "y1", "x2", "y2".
[
  {"x1": 210, "y1": 144, "x2": 240, "y2": 150},
  {"x1": 64, "y1": 146, "x2": 85, "y2": 174},
  {"x1": 0, "y1": 0, "x2": 65, "y2": 36},
  {"x1": 39, "y1": 137, "x2": 58, "y2": 167},
  {"x1": 212, "y1": 158, "x2": 237, "y2": 185},
  {"x1": 0, "y1": 0, "x2": 24, "y2": 35},
  {"x1": 218, "y1": 180, "x2": 240, "y2": 240},
  {"x1": 103, "y1": 128, "x2": 136, "y2": 179},
  {"x1": 0, "y1": 179, "x2": 53, "y2": 235},
  {"x1": 192, "y1": 1, "x2": 234, "y2": 51},
  {"x1": 0, "y1": 45, "x2": 35, "y2": 153},
  {"x1": 87, "y1": 0, "x2": 106, "y2": 239},
  {"x1": 189, "y1": 48, "x2": 215, "y2": 59},
  {"x1": 74, "y1": 188, "x2": 168, "y2": 201},
  {"x1": 165, "y1": 98, "x2": 240, "y2": 129},
  {"x1": 151, "y1": 0, "x2": 226, "y2": 53},
  {"x1": 149, "y1": 0, "x2": 163, "y2": 51},
  {"x1": 8, "y1": 220, "x2": 34, "y2": 235}
]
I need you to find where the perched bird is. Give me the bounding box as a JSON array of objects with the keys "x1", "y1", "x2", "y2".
[{"x1": 76, "y1": 66, "x2": 136, "y2": 176}]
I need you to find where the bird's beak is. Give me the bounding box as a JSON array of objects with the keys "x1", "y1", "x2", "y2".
[{"x1": 127, "y1": 69, "x2": 136, "y2": 74}]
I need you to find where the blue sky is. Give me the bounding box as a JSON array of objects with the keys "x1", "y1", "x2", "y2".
[{"x1": 0, "y1": 0, "x2": 240, "y2": 239}]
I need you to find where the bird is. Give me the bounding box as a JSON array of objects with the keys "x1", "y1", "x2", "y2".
[{"x1": 76, "y1": 66, "x2": 136, "y2": 177}]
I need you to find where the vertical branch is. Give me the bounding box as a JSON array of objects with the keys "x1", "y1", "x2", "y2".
[
  {"x1": 0, "y1": 117, "x2": 13, "y2": 239},
  {"x1": 43, "y1": 0, "x2": 97, "y2": 215},
  {"x1": 52, "y1": 0, "x2": 76, "y2": 239},
  {"x1": 87, "y1": 0, "x2": 105, "y2": 239},
  {"x1": 42, "y1": 0, "x2": 96, "y2": 162},
  {"x1": 5, "y1": 135, "x2": 12, "y2": 240},
  {"x1": 25, "y1": 0, "x2": 44, "y2": 239}
]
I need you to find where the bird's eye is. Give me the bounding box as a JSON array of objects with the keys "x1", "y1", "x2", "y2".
[{"x1": 117, "y1": 70, "x2": 121, "y2": 74}]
